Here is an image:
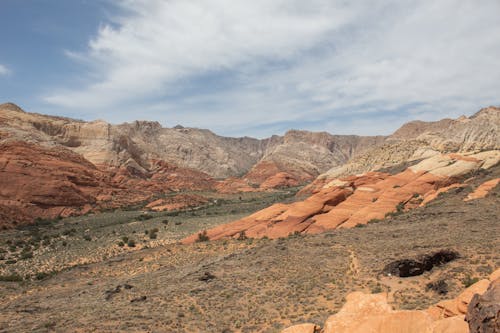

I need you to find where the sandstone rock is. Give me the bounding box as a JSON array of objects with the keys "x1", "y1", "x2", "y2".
[
  {"x1": 145, "y1": 194, "x2": 208, "y2": 212},
  {"x1": 466, "y1": 278, "x2": 500, "y2": 332},
  {"x1": 465, "y1": 178, "x2": 500, "y2": 201},
  {"x1": 260, "y1": 172, "x2": 300, "y2": 190},
  {"x1": 183, "y1": 151, "x2": 499, "y2": 242},
  {"x1": 281, "y1": 323, "x2": 319, "y2": 333},
  {"x1": 283, "y1": 276, "x2": 498, "y2": 333}
]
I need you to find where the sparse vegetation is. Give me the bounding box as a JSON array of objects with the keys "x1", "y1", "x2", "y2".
[{"x1": 196, "y1": 230, "x2": 209, "y2": 242}]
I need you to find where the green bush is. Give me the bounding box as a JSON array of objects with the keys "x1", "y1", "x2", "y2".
[{"x1": 127, "y1": 239, "x2": 136, "y2": 247}]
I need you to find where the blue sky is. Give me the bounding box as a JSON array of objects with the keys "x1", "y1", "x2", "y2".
[{"x1": 1, "y1": 0, "x2": 499, "y2": 138}]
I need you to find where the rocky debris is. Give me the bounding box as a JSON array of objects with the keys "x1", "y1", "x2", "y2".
[
  {"x1": 465, "y1": 178, "x2": 500, "y2": 201},
  {"x1": 283, "y1": 270, "x2": 500, "y2": 333},
  {"x1": 466, "y1": 278, "x2": 500, "y2": 332},
  {"x1": 383, "y1": 250, "x2": 459, "y2": 277},
  {"x1": 183, "y1": 151, "x2": 498, "y2": 243}
]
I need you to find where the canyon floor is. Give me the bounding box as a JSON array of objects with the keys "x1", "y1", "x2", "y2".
[{"x1": 0, "y1": 170, "x2": 499, "y2": 332}]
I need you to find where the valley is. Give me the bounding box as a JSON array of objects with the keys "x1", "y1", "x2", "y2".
[{"x1": 0, "y1": 169, "x2": 498, "y2": 332}]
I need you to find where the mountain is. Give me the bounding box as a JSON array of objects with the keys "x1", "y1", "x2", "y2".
[
  {"x1": 312, "y1": 106, "x2": 500, "y2": 185},
  {"x1": 0, "y1": 103, "x2": 385, "y2": 181},
  {"x1": 1, "y1": 103, "x2": 498, "y2": 228}
]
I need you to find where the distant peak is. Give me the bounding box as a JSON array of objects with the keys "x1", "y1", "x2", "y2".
[
  {"x1": 0, "y1": 102, "x2": 24, "y2": 112},
  {"x1": 471, "y1": 106, "x2": 500, "y2": 119}
]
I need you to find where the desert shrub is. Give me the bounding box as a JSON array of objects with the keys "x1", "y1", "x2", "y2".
[
  {"x1": 117, "y1": 241, "x2": 125, "y2": 247},
  {"x1": 196, "y1": 230, "x2": 209, "y2": 242},
  {"x1": 6, "y1": 259, "x2": 17, "y2": 264},
  {"x1": 148, "y1": 228, "x2": 159, "y2": 238},
  {"x1": 368, "y1": 219, "x2": 381, "y2": 224},
  {"x1": 35, "y1": 272, "x2": 52, "y2": 280},
  {"x1": 137, "y1": 214, "x2": 154, "y2": 221},
  {"x1": 121, "y1": 236, "x2": 129, "y2": 243},
  {"x1": 62, "y1": 228, "x2": 76, "y2": 236},
  {"x1": 127, "y1": 239, "x2": 136, "y2": 247},
  {"x1": 237, "y1": 231, "x2": 248, "y2": 240},
  {"x1": 462, "y1": 275, "x2": 479, "y2": 288},
  {"x1": 426, "y1": 279, "x2": 448, "y2": 295},
  {"x1": 396, "y1": 201, "x2": 405, "y2": 212},
  {"x1": 0, "y1": 274, "x2": 23, "y2": 282},
  {"x1": 161, "y1": 219, "x2": 169, "y2": 225},
  {"x1": 19, "y1": 251, "x2": 33, "y2": 260},
  {"x1": 83, "y1": 235, "x2": 92, "y2": 241}
]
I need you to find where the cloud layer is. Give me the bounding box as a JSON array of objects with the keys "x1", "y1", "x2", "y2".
[
  {"x1": 0, "y1": 64, "x2": 9, "y2": 76},
  {"x1": 44, "y1": 0, "x2": 500, "y2": 137}
]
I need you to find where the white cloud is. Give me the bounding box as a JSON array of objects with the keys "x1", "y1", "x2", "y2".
[
  {"x1": 0, "y1": 64, "x2": 10, "y2": 76},
  {"x1": 44, "y1": 0, "x2": 500, "y2": 137}
]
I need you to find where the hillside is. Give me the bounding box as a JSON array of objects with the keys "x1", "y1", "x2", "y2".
[{"x1": 0, "y1": 103, "x2": 385, "y2": 180}]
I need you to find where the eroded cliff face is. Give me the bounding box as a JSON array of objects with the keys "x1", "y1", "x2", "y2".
[
  {"x1": 0, "y1": 103, "x2": 386, "y2": 180},
  {"x1": 318, "y1": 106, "x2": 500, "y2": 181},
  {"x1": 0, "y1": 140, "x2": 216, "y2": 228}
]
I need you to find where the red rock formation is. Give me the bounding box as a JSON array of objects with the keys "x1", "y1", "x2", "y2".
[
  {"x1": 145, "y1": 194, "x2": 209, "y2": 212},
  {"x1": 464, "y1": 178, "x2": 500, "y2": 201},
  {"x1": 0, "y1": 141, "x2": 217, "y2": 228},
  {"x1": 182, "y1": 152, "x2": 498, "y2": 243},
  {"x1": 260, "y1": 172, "x2": 300, "y2": 189}
]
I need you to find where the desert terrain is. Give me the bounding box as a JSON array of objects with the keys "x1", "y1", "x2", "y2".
[{"x1": 0, "y1": 104, "x2": 499, "y2": 332}]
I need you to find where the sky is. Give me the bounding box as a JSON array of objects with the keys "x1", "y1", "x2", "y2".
[{"x1": 0, "y1": 0, "x2": 499, "y2": 138}]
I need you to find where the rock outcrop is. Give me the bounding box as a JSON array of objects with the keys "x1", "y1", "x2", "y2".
[
  {"x1": 316, "y1": 106, "x2": 500, "y2": 181},
  {"x1": 182, "y1": 151, "x2": 500, "y2": 243},
  {"x1": 466, "y1": 278, "x2": 500, "y2": 332},
  {"x1": 464, "y1": 178, "x2": 500, "y2": 201},
  {"x1": 0, "y1": 141, "x2": 215, "y2": 227},
  {"x1": 0, "y1": 103, "x2": 386, "y2": 181},
  {"x1": 283, "y1": 269, "x2": 500, "y2": 333}
]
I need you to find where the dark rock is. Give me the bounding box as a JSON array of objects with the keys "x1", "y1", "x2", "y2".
[
  {"x1": 466, "y1": 279, "x2": 499, "y2": 333},
  {"x1": 383, "y1": 250, "x2": 459, "y2": 277},
  {"x1": 199, "y1": 271, "x2": 216, "y2": 282}
]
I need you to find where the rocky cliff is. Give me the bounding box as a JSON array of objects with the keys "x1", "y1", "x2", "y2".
[{"x1": 0, "y1": 103, "x2": 385, "y2": 180}]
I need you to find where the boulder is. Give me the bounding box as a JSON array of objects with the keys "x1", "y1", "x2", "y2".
[{"x1": 466, "y1": 279, "x2": 500, "y2": 332}]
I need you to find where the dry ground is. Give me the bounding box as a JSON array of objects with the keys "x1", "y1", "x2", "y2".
[{"x1": 0, "y1": 171, "x2": 499, "y2": 332}]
